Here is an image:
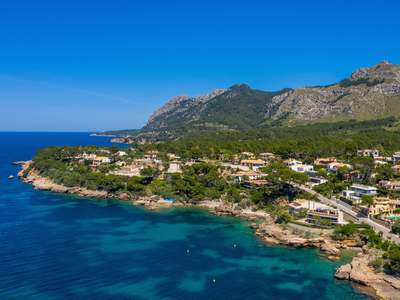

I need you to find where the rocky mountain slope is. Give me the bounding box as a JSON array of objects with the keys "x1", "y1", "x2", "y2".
[
  {"x1": 264, "y1": 61, "x2": 400, "y2": 126},
  {"x1": 110, "y1": 61, "x2": 400, "y2": 139}
]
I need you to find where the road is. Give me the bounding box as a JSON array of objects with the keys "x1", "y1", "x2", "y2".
[{"x1": 294, "y1": 183, "x2": 400, "y2": 243}]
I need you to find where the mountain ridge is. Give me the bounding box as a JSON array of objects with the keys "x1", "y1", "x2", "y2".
[{"x1": 98, "y1": 61, "x2": 400, "y2": 141}]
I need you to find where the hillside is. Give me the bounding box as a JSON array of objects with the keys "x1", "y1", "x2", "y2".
[{"x1": 99, "y1": 61, "x2": 400, "y2": 141}]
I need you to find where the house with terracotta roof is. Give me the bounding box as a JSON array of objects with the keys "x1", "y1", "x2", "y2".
[
  {"x1": 147, "y1": 150, "x2": 159, "y2": 159},
  {"x1": 92, "y1": 157, "x2": 111, "y2": 166},
  {"x1": 240, "y1": 159, "x2": 267, "y2": 171},
  {"x1": 115, "y1": 165, "x2": 142, "y2": 176},
  {"x1": 392, "y1": 165, "x2": 400, "y2": 173},
  {"x1": 379, "y1": 180, "x2": 400, "y2": 190},
  {"x1": 241, "y1": 152, "x2": 254, "y2": 158},
  {"x1": 327, "y1": 162, "x2": 352, "y2": 173}
]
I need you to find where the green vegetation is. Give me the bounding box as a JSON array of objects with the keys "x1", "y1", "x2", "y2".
[{"x1": 339, "y1": 77, "x2": 384, "y2": 88}]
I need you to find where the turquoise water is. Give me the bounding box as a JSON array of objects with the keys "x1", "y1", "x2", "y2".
[{"x1": 0, "y1": 133, "x2": 372, "y2": 299}]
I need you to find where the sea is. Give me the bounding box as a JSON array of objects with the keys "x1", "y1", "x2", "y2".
[{"x1": 0, "y1": 132, "x2": 373, "y2": 299}]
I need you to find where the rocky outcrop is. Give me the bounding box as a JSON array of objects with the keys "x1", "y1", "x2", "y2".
[
  {"x1": 335, "y1": 250, "x2": 400, "y2": 300},
  {"x1": 369, "y1": 83, "x2": 400, "y2": 96},
  {"x1": 11, "y1": 161, "x2": 27, "y2": 165},
  {"x1": 321, "y1": 241, "x2": 340, "y2": 256}
]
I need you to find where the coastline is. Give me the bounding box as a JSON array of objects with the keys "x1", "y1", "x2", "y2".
[{"x1": 16, "y1": 161, "x2": 400, "y2": 299}]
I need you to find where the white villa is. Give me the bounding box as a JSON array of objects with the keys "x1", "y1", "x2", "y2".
[
  {"x1": 289, "y1": 164, "x2": 313, "y2": 173},
  {"x1": 234, "y1": 171, "x2": 263, "y2": 182},
  {"x1": 288, "y1": 199, "x2": 327, "y2": 214},
  {"x1": 327, "y1": 162, "x2": 352, "y2": 173},
  {"x1": 306, "y1": 207, "x2": 345, "y2": 224},
  {"x1": 167, "y1": 161, "x2": 182, "y2": 173},
  {"x1": 342, "y1": 184, "x2": 378, "y2": 204},
  {"x1": 283, "y1": 159, "x2": 302, "y2": 167},
  {"x1": 92, "y1": 157, "x2": 111, "y2": 166},
  {"x1": 114, "y1": 151, "x2": 126, "y2": 157}
]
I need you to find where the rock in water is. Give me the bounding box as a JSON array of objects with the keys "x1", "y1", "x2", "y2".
[{"x1": 9, "y1": 175, "x2": 14, "y2": 179}]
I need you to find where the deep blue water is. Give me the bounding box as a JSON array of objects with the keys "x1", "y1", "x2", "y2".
[{"x1": 0, "y1": 132, "x2": 372, "y2": 299}]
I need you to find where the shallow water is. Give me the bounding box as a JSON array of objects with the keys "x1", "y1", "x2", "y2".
[{"x1": 0, "y1": 132, "x2": 372, "y2": 299}]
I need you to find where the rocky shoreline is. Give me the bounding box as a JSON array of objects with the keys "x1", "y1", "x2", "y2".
[
  {"x1": 335, "y1": 247, "x2": 400, "y2": 300},
  {"x1": 15, "y1": 161, "x2": 400, "y2": 299}
]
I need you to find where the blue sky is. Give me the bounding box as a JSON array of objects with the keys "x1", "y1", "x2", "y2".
[{"x1": 1, "y1": 0, "x2": 399, "y2": 132}]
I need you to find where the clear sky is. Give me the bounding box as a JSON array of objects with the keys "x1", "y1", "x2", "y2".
[{"x1": 1, "y1": 0, "x2": 399, "y2": 132}]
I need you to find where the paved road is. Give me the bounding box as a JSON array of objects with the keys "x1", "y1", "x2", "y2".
[{"x1": 293, "y1": 183, "x2": 400, "y2": 243}]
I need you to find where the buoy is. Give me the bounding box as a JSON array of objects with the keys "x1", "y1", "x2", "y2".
[
  {"x1": 187, "y1": 250, "x2": 189, "y2": 253},
  {"x1": 213, "y1": 279, "x2": 215, "y2": 283},
  {"x1": 234, "y1": 245, "x2": 236, "y2": 247}
]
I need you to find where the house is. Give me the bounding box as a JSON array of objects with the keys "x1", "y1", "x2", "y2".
[
  {"x1": 115, "y1": 161, "x2": 127, "y2": 166},
  {"x1": 167, "y1": 153, "x2": 181, "y2": 160},
  {"x1": 327, "y1": 162, "x2": 352, "y2": 173},
  {"x1": 147, "y1": 150, "x2": 159, "y2": 159},
  {"x1": 379, "y1": 180, "x2": 400, "y2": 190},
  {"x1": 241, "y1": 152, "x2": 254, "y2": 158},
  {"x1": 392, "y1": 165, "x2": 400, "y2": 173},
  {"x1": 314, "y1": 157, "x2": 337, "y2": 165},
  {"x1": 289, "y1": 164, "x2": 313, "y2": 173},
  {"x1": 114, "y1": 151, "x2": 126, "y2": 157},
  {"x1": 357, "y1": 205, "x2": 381, "y2": 217},
  {"x1": 283, "y1": 159, "x2": 302, "y2": 167},
  {"x1": 240, "y1": 159, "x2": 267, "y2": 171},
  {"x1": 244, "y1": 180, "x2": 268, "y2": 190},
  {"x1": 82, "y1": 152, "x2": 97, "y2": 160},
  {"x1": 308, "y1": 176, "x2": 328, "y2": 187},
  {"x1": 259, "y1": 153, "x2": 274, "y2": 160},
  {"x1": 234, "y1": 171, "x2": 262, "y2": 181},
  {"x1": 166, "y1": 160, "x2": 182, "y2": 173},
  {"x1": 342, "y1": 184, "x2": 378, "y2": 204},
  {"x1": 357, "y1": 149, "x2": 379, "y2": 157},
  {"x1": 115, "y1": 165, "x2": 142, "y2": 176},
  {"x1": 306, "y1": 207, "x2": 345, "y2": 224},
  {"x1": 393, "y1": 152, "x2": 400, "y2": 165},
  {"x1": 92, "y1": 157, "x2": 111, "y2": 166},
  {"x1": 288, "y1": 199, "x2": 327, "y2": 214},
  {"x1": 375, "y1": 197, "x2": 400, "y2": 210}
]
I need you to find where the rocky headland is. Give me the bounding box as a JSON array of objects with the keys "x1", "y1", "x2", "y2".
[{"x1": 335, "y1": 246, "x2": 400, "y2": 300}]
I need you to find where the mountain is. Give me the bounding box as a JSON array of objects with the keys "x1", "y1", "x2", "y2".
[
  {"x1": 139, "y1": 85, "x2": 290, "y2": 136},
  {"x1": 101, "y1": 61, "x2": 400, "y2": 141},
  {"x1": 263, "y1": 61, "x2": 400, "y2": 126}
]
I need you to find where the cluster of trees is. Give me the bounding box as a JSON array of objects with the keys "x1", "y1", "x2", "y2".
[
  {"x1": 339, "y1": 77, "x2": 384, "y2": 88},
  {"x1": 136, "y1": 118, "x2": 399, "y2": 161}
]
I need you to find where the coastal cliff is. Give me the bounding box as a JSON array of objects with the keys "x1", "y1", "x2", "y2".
[{"x1": 335, "y1": 247, "x2": 400, "y2": 300}]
